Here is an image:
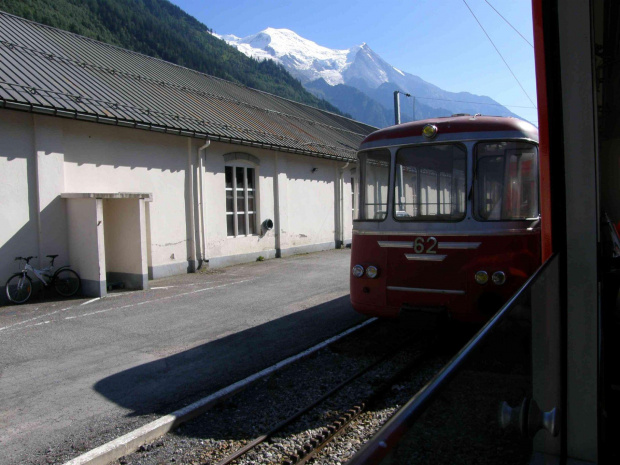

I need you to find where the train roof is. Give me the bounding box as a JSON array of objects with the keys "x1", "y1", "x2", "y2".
[{"x1": 359, "y1": 115, "x2": 539, "y2": 150}]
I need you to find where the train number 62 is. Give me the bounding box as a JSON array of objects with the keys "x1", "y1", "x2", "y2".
[{"x1": 414, "y1": 237, "x2": 437, "y2": 254}]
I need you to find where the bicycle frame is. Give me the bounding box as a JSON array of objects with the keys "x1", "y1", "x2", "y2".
[
  {"x1": 7, "y1": 255, "x2": 81, "y2": 304},
  {"x1": 22, "y1": 263, "x2": 53, "y2": 286}
]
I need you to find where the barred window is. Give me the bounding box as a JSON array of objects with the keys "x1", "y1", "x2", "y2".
[{"x1": 225, "y1": 166, "x2": 256, "y2": 236}]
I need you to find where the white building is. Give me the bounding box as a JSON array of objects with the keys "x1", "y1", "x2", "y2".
[{"x1": 0, "y1": 12, "x2": 375, "y2": 299}]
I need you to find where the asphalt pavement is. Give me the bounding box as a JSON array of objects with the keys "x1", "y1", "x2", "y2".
[{"x1": 0, "y1": 248, "x2": 365, "y2": 465}]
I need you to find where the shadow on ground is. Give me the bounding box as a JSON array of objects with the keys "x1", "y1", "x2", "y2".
[{"x1": 94, "y1": 295, "x2": 364, "y2": 417}]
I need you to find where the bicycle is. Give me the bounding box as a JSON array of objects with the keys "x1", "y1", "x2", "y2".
[{"x1": 5, "y1": 255, "x2": 81, "y2": 304}]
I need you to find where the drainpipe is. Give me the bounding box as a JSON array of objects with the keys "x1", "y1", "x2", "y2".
[
  {"x1": 339, "y1": 161, "x2": 350, "y2": 247},
  {"x1": 274, "y1": 152, "x2": 281, "y2": 256},
  {"x1": 187, "y1": 139, "x2": 197, "y2": 272},
  {"x1": 197, "y1": 139, "x2": 210, "y2": 268}
]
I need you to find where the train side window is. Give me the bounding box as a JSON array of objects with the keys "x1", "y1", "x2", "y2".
[
  {"x1": 475, "y1": 141, "x2": 539, "y2": 221},
  {"x1": 355, "y1": 149, "x2": 391, "y2": 221}
]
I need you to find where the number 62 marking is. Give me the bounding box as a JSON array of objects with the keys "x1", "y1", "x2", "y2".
[{"x1": 414, "y1": 237, "x2": 437, "y2": 254}]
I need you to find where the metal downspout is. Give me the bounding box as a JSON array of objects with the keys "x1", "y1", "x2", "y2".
[
  {"x1": 274, "y1": 152, "x2": 281, "y2": 257},
  {"x1": 197, "y1": 139, "x2": 210, "y2": 269},
  {"x1": 339, "y1": 161, "x2": 350, "y2": 247},
  {"x1": 187, "y1": 138, "x2": 196, "y2": 272}
]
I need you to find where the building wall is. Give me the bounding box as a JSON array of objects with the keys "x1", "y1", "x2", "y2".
[
  {"x1": 66, "y1": 197, "x2": 106, "y2": 297},
  {"x1": 0, "y1": 108, "x2": 355, "y2": 293},
  {"x1": 0, "y1": 111, "x2": 39, "y2": 277},
  {"x1": 103, "y1": 198, "x2": 148, "y2": 290},
  {"x1": 285, "y1": 155, "x2": 337, "y2": 250},
  {"x1": 62, "y1": 120, "x2": 190, "y2": 278},
  {"x1": 202, "y1": 142, "x2": 278, "y2": 266}
]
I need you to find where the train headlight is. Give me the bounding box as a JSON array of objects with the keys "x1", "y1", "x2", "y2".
[
  {"x1": 366, "y1": 266, "x2": 378, "y2": 279},
  {"x1": 422, "y1": 124, "x2": 438, "y2": 139},
  {"x1": 492, "y1": 271, "x2": 506, "y2": 285},
  {"x1": 352, "y1": 264, "x2": 365, "y2": 278},
  {"x1": 475, "y1": 270, "x2": 489, "y2": 285}
]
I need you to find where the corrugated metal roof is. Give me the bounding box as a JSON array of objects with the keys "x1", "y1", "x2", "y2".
[{"x1": 0, "y1": 12, "x2": 376, "y2": 161}]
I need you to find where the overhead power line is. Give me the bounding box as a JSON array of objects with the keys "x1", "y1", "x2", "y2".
[
  {"x1": 412, "y1": 95, "x2": 536, "y2": 110},
  {"x1": 484, "y1": 0, "x2": 534, "y2": 48},
  {"x1": 461, "y1": 0, "x2": 537, "y2": 109}
]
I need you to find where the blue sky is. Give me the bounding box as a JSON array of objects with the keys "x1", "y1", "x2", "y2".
[{"x1": 170, "y1": 0, "x2": 537, "y2": 124}]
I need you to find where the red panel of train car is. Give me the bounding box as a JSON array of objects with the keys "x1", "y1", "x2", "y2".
[{"x1": 350, "y1": 115, "x2": 541, "y2": 322}]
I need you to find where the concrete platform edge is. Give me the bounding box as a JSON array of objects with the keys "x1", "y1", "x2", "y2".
[{"x1": 63, "y1": 317, "x2": 376, "y2": 465}]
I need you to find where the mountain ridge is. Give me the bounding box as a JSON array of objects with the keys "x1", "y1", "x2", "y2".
[{"x1": 219, "y1": 27, "x2": 521, "y2": 127}]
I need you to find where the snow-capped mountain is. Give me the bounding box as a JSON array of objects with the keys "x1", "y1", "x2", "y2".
[
  {"x1": 219, "y1": 28, "x2": 351, "y2": 85},
  {"x1": 219, "y1": 28, "x2": 404, "y2": 88},
  {"x1": 217, "y1": 28, "x2": 518, "y2": 127}
]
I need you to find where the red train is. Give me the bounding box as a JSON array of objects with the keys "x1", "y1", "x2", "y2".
[{"x1": 350, "y1": 115, "x2": 541, "y2": 322}]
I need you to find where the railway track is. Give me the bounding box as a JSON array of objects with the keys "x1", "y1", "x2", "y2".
[
  {"x1": 115, "y1": 318, "x2": 468, "y2": 465},
  {"x1": 215, "y1": 339, "x2": 432, "y2": 465}
]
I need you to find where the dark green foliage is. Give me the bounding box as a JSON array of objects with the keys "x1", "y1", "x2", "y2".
[{"x1": 0, "y1": 0, "x2": 345, "y2": 115}]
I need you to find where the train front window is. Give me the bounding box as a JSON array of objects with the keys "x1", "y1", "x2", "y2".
[
  {"x1": 393, "y1": 144, "x2": 466, "y2": 221},
  {"x1": 355, "y1": 149, "x2": 391, "y2": 221},
  {"x1": 475, "y1": 141, "x2": 539, "y2": 221}
]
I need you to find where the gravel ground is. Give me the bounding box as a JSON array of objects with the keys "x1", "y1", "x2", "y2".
[{"x1": 112, "y1": 318, "x2": 459, "y2": 465}]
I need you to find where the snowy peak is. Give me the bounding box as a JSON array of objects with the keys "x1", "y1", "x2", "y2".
[
  {"x1": 219, "y1": 28, "x2": 408, "y2": 89},
  {"x1": 215, "y1": 27, "x2": 518, "y2": 126},
  {"x1": 344, "y1": 42, "x2": 400, "y2": 88},
  {"x1": 218, "y1": 28, "x2": 382, "y2": 86}
]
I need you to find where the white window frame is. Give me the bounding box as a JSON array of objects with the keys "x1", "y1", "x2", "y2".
[{"x1": 225, "y1": 161, "x2": 259, "y2": 237}]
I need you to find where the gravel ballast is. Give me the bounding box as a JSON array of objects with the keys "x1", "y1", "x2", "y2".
[{"x1": 111, "y1": 318, "x2": 456, "y2": 465}]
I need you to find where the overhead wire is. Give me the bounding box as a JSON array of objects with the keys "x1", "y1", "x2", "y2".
[
  {"x1": 461, "y1": 0, "x2": 537, "y2": 109},
  {"x1": 412, "y1": 95, "x2": 536, "y2": 110},
  {"x1": 484, "y1": 0, "x2": 534, "y2": 48}
]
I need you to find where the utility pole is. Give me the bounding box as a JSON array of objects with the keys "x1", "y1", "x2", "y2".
[
  {"x1": 393, "y1": 90, "x2": 411, "y2": 125},
  {"x1": 393, "y1": 90, "x2": 401, "y2": 125}
]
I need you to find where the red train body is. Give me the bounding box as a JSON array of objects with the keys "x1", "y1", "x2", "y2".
[{"x1": 350, "y1": 115, "x2": 541, "y2": 322}]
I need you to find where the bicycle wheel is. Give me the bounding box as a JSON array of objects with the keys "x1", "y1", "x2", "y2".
[
  {"x1": 5, "y1": 274, "x2": 33, "y2": 304},
  {"x1": 53, "y1": 269, "x2": 81, "y2": 297}
]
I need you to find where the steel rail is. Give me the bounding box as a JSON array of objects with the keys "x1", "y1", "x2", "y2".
[
  {"x1": 286, "y1": 344, "x2": 436, "y2": 465},
  {"x1": 211, "y1": 334, "x2": 436, "y2": 465}
]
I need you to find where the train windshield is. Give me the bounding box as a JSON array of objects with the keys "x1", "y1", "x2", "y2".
[
  {"x1": 393, "y1": 144, "x2": 467, "y2": 221},
  {"x1": 355, "y1": 149, "x2": 391, "y2": 221},
  {"x1": 475, "y1": 141, "x2": 539, "y2": 221}
]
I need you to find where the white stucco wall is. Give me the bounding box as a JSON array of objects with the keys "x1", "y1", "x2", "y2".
[
  {"x1": 34, "y1": 116, "x2": 69, "y2": 266},
  {"x1": 0, "y1": 111, "x2": 37, "y2": 286},
  {"x1": 285, "y1": 155, "x2": 337, "y2": 248},
  {"x1": 102, "y1": 198, "x2": 148, "y2": 289},
  {"x1": 202, "y1": 142, "x2": 277, "y2": 264},
  {"x1": 0, "y1": 108, "x2": 356, "y2": 288},
  {"x1": 62, "y1": 121, "x2": 189, "y2": 277},
  {"x1": 66, "y1": 197, "x2": 106, "y2": 296}
]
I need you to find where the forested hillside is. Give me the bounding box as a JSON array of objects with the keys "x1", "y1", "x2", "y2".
[{"x1": 0, "y1": 0, "x2": 348, "y2": 116}]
